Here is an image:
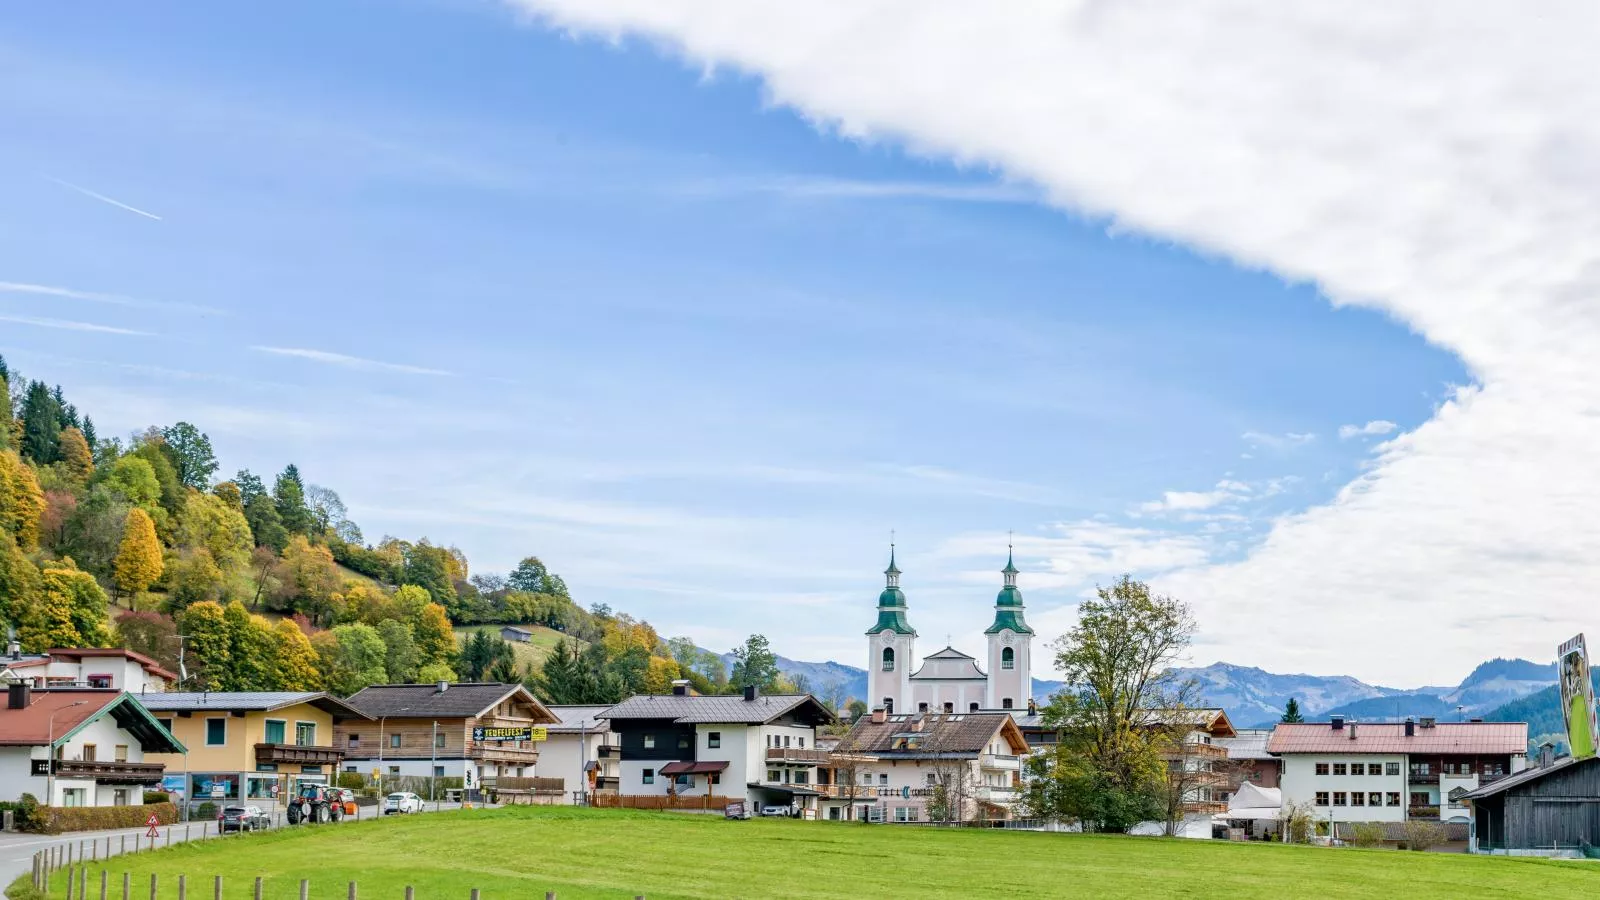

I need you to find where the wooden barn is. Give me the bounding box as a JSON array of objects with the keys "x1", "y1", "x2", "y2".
[{"x1": 1463, "y1": 749, "x2": 1600, "y2": 856}]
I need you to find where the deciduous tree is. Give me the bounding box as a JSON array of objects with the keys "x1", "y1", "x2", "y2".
[
  {"x1": 25, "y1": 563, "x2": 112, "y2": 649},
  {"x1": 57, "y1": 426, "x2": 93, "y2": 482},
  {"x1": 272, "y1": 619, "x2": 321, "y2": 690},
  {"x1": 413, "y1": 601, "x2": 455, "y2": 667},
  {"x1": 319, "y1": 623, "x2": 388, "y2": 695},
  {"x1": 180, "y1": 600, "x2": 232, "y2": 690},
  {"x1": 160, "y1": 422, "x2": 218, "y2": 489},
  {"x1": 729, "y1": 634, "x2": 780, "y2": 692},
  {"x1": 113, "y1": 507, "x2": 163, "y2": 601},
  {"x1": 0, "y1": 450, "x2": 45, "y2": 548},
  {"x1": 376, "y1": 619, "x2": 420, "y2": 684}
]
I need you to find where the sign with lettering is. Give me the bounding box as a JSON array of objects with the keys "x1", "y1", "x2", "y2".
[
  {"x1": 471, "y1": 726, "x2": 547, "y2": 742},
  {"x1": 724, "y1": 801, "x2": 746, "y2": 819}
]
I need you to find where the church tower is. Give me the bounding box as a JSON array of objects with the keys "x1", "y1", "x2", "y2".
[
  {"x1": 985, "y1": 546, "x2": 1034, "y2": 710},
  {"x1": 865, "y1": 546, "x2": 916, "y2": 715}
]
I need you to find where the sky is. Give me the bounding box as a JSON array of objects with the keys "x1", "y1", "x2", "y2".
[{"x1": 6, "y1": 2, "x2": 1584, "y2": 687}]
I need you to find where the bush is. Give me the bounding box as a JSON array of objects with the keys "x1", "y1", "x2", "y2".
[
  {"x1": 1349, "y1": 822, "x2": 1387, "y2": 848},
  {"x1": 35, "y1": 802, "x2": 177, "y2": 835},
  {"x1": 1403, "y1": 820, "x2": 1447, "y2": 852},
  {"x1": 1281, "y1": 802, "x2": 1316, "y2": 844},
  {"x1": 143, "y1": 791, "x2": 168, "y2": 805},
  {"x1": 10, "y1": 794, "x2": 45, "y2": 834},
  {"x1": 196, "y1": 802, "x2": 217, "y2": 822}
]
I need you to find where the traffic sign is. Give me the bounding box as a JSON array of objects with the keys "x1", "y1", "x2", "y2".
[{"x1": 145, "y1": 814, "x2": 160, "y2": 838}]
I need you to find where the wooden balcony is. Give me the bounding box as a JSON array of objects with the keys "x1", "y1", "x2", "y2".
[
  {"x1": 468, "y1": 741, "x2": 541, "y2": 764},
  {"x1": 255, "y1": 744, "x2": 346, "y2": 766},
  {"x1": 43, "y1": 760, "x2": 165, "y2": 785},
  {"x1": 765, "y1": 748, "x2": 831, "y2": 764}
]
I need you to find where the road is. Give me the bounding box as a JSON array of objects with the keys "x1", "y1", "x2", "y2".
[{"x1": 0, "y1": 802, "x2": 469, "y2": 888}]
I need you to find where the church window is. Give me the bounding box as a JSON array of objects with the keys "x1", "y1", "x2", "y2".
[
  {"x1": 884, "y1": 698, "x2": 894, "y2": 714},
  {"x1": 1002, "y1": 647, "x2": 1015, "y2": 670},
  {"x1": 943, "y1": 702, "x2": 953, "y2": 713},
  {"x1": 882, "y1": 648, "x2": 895, "y2": 672},
  {"x1": 918, "y1": 703, "x2": 929, "y2": 713},
  {"x1": 1002, "y1": 698, "x2": 1014, "y2": 709},
  {"x1": 969, "y1": 703, "x2": 979, "y2": 713}
]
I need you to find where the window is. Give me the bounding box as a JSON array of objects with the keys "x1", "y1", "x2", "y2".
[
  {"x1": 828, "y1": 807, "x2": 841, "y2": 821},
  {"x1": 1314, "y1": 792, "x2": 1329, "y2": 807},
  {"x1": 943, "y1": 702, "x2": 953, "y2": 713},
  {"x1": 643, "y1": 734, "x2": 656, "y2": 749},
  {"x1": 969, "y1": 703, "x2": 980, "y2": 713},
  {"x1": 264, "y1": 720, "x2": 286, "y2": 745},
  {"x1": 1332, "y1": 792, "x2": 1347, "y2": 806},
  {"x1": 879, "y1": 774, "x2": 889, "y2": 786},
  {"x1": 768, "y1": 769, "x2": 780, "y2": 782},
  {"x1": 82, "y1": 744, "x2": 96, "y2": 762},
  {"x1": 861, "y1": 773, "x2": 873, "y2": 786},
  {"x1": 784, "y1": 736, "x2": 791, "y2": 748},
  {"x1": 434, "y1": 732, "x2": 446, "y2": 749},
  {"x1": 918, "y1": 703, "x2": 929, "y2": 713},
  {"x1": 894, "y1": 806, "x2": 911, "y2": 822},
  {"x1": 1001, "y1": 647, "x2": 1015, "y2": 670},
  {"x1": 1350, "y1": 792, "x2": 1365, "y2": 807},
  {"x1": 157, "y1": 718, "x2": 175, "y2": 736},
  {"x1": 926, "y1": 773, "x2": 937, "y2": 786},
  {"x1": 882, "y1": 648, "x2": 895, "y2": 672},
  {"x1": 793, "y1": 771, "x2": 808, "y2": 785},
  {"x1": 708, "y1": 731, "x2": 721, "y2": 749},
  {"x1": 62, "y1": 788, "x2": 87, "y2": 807},
  {"x1": 1482, "y1": 760, "x2": 1505, "y2": 776},
  {"x1": 1332, "y1": 763, "x2": 1347, "y2": 776},
  {"x1": 1350, "y1": 763, "x2": 1365, "y2": 776},
  {"x1": 1315, "y1": 763, "x2": 1329, "y2": 776},
  {"x1": 389, "y1": 766, "x2": 399, "y2": 775},
  {"x1": 296, "y1": 722, "x2": 317, "y2": 746},
  {"x1": 642, "y1": 769, "x2": 655, "y2": 785},
  {"x1": 348, "y1": 734, "x2": 361, "y2": 749},
  {"x1": 678, "y1": 736, "x2": 690, "y2": 750},
  {"x1": 798, "y1": 737, "x2": 805, "y2": 748},
  {"x1": 88, "y1": 674, "x2": 113, "y2": 689},
  {"x1": 112, "y1": 789, "x2": 128, "y2": 806},
  {"x1": 205, "y1": 718, "x2": 227, "y2": 746},
  {"x1": 883, "y1": 698, "x2": 894, "y2": 714},
  {"x1": 1386, "y1": 792, "x2": 1402, "y2": 807},
  {"x1": 1001, "y1": 698, "x2": 1013, "y2": 710},
  {"x1": 433, "y1": 766, "x2": 444, "y2": 778},
  {"x1": 1410, "y1": 792, "x2": 1429, "y2": 807},
  {"x1": 675, "y1": 774, "x2": 693, "y2": 788},
  {"x1": 1411, "y1": 762, "x2": 1431, "y2": 776},
  {"x1": 1386, "y1": 762, "x2": 1401, "y2": 776},
  {"x1": 115, "y1": 745, "x2": 128, "y2": 763},
  {"x1": 390, "y1": 734, "x2": 402, "y2": 749},
  {"x1": 1369, "y1": 792, "x2": 1383, "y2": 806}
]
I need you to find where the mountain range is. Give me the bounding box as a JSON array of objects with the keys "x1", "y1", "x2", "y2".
[{"x1": 752, "y1": 652, "x2": 1559, "y2": 728}]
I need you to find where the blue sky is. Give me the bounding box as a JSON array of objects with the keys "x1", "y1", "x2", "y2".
[{"x1": 0, "y1": 2, "x2": 1478, "y2": 679}]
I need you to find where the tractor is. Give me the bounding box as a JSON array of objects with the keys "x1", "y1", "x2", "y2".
[{"x1": 285, "y1": 783, "x2": 343, "y2": 825}]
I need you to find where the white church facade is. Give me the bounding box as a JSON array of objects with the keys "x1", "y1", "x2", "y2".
[{"x1": 865, "y1": 548, "x2": 1034, "y2": 715}]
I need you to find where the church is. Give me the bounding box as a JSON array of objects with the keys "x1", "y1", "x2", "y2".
[{"x1": 865, "y1": 546, "x2": 1034, "y2": 715}]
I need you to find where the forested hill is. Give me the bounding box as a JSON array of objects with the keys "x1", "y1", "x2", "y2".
[{"x1": 0, "y1": 354, "x2": 793, "y2": 708}]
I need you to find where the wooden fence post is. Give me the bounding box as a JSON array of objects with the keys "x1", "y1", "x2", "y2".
[
  {"x1": 471, "y1": 889, "x2": 480, "y2": 900},
  {"x1": 150, "y1": 873, "x2": 159, "y2": 900},
  {"x1": 81, "y1": 864, "x2": 89, "y2": 900},
  {"x1": 178, "y1": 874, "x2": 187, "y2": 900},
  {"x1": 165, "y1": 827, "x2": 172, "y2": 849},
  {"x1": 405, "y1": 886, "x2": 414, "y2": 900},
  {"x1": 299, "y1": 879, "x2": 309, "y2": 900},
  {"x1": 215, "y1": 875, "x2": 223, "y2": 900},
  {"x1": 186, "y1": 825, "x2": 192, "y2": 843},
  {"x1": 121, "y1": 835, "x2": 127, "y2": 856},
  {"x1": 66, "y1": 863, "x2": 75, "y2": 900},
  {"x1": 545, "y1": 894, "x2": 556, "y2": 900},
  {"x1": 349, "y1": 882, "x2": 357, "y2": 900},
  {"x1": 254, "y1": 877, "x2": 263, "y2": 900},
  {"x1": 124, "y1": 871, "x2": 132, "y2": 900},
  {"x1": 102, "y1": 867, "x2": 110, "y2": 900}
]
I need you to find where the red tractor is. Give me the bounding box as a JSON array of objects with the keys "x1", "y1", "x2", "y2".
[{"x1": 285, "y1": 784, "x2": 343, "y2": 825}]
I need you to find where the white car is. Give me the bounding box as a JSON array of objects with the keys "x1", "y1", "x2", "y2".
[
  {"x1": 384, "y1": 792, "x2": 424, "y2": 814},
  {"x1": 758, "y1": 804, "x2": 793, "y2": 818}
]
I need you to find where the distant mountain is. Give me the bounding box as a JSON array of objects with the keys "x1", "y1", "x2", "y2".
[
  {"x1": 1170, "y1": 662, "x2": 1404, "y2": 727},
  {"x1": 1483, "y1": 668, "x2": 1598, "y2": 753},
  {"x1": 719, "y1": 652, "x2": 869, "y2": 704}
]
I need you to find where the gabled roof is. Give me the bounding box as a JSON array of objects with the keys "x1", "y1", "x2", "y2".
[
  {"x1": 48, "y1": 648, "x2": 179, "y2": 681},
  {"x1": 910, "y1": 647, "x2": 987, "y2": 681},
  {"x1": 0, "y1": 690, "x2": 185, "y2": 752},
  {"x1": 1217, "y1": 729, "x2": 1275, "y2": 760},
  {"x1": 1460, "y1": 755, "x2": 1592, "y2": 800},
  {"x1": 545, "y1": 705, "x2": 615, "y2": 733},
  {"x1": 139, "y1": 691, "x2": 372, "y2": 720},
  {"x1": 1137, "y1": 708, "x2": 1237, "y2": 738},
  {"x1": 1267, "y1": 721, "x2": 1527, "y2": 755},
  {"x1": 599, "y1": 693, "x2": 833, "y2": 726},
  {"x1": 344, "y1": 683, "x2": 554, "y2": 722},
  {"x1": 840, "y1": 712, "x2": 1028, "y2": 757}
]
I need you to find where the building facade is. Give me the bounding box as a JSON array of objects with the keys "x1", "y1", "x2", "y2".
[
  {"x1": 1464, "y1": 749, "x2": 1600, "y2": 855},
  {"x1": 542, "y1": 705, "x2": 621, "y2": 803},
  {"x1": 1, "y1": 646, "x2": 176, "y2": 694},
  {"x1": 865, "y1": 547, "x2": 1035, "y2": 716},
  {"x1": 0, "y1": 685, "x2": 183, "y2": 807},
  {"x1": 821, "y1": 710, "x2": 1029, "y2": 823}
]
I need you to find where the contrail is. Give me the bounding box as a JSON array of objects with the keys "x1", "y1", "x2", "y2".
[{"x1": 46, "y1": 176, "x2": 163, "y2": 221}]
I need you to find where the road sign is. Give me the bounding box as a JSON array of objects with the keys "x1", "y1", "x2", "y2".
[{"x1": 145, "y1": 814, "x2": 160, "y2": 838}]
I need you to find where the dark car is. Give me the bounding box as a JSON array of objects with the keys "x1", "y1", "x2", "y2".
[{"x1": 220, "y1": 805, "x2": 269, "y2": 832}]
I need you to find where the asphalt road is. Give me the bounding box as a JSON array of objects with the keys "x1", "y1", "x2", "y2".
[{"x1": 0, "y1": 802, "x2": 468, "y2": 888}]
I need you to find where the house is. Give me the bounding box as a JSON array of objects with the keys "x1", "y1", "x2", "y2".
[
  {"x1": 337, "y1": 681, "x2": 557, "y2": 794},
  {"x1": 597, "y1": 684, "x2": 834, "y2": 816},
  {"x1": 1144, "y1": 708, "x2": 1237, "y2": 818},
  {"x1": 139, "y1": 691, "x2": 371, "y2": 810},
  {"x1": 1463, "y1": 745, "x2": 1600, "y2": 856},
  {"x1": 1216, "y1": 728, "x2": 1281, "y2": 798},
  {"x1": 542, "y1": 705, "x2": 621, "y2": 803},
  {"x1": 0, "y1": 684, "x2": 183, "y2": 807},
  {"x1": 1269, "y1": 716, "x2": 1527, "y2": 826},
  {"x1": 821, "y1": 709, "x2": 1029, "y2": 824},
  {"x1": 0, "y1": 645, "x2": 176, "y2": 693},
  {"x1": 499, "y1": 626, "x2": 534, "y2": 644}
]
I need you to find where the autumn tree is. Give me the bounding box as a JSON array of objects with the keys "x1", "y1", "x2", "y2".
[
  {"x1": 413, "y1": 601, "x2": 455, "y2": 667},
  {"x1": 272, "y1": 619, "x2": 321, "y2": 690},
  {"x1": 180, "y1": 601, "x2": 232, "y2": 690},
  {"x1": 274, "y1": 536, "x2": 341, "y2": 623},
  {"x1": 115, "y1": 611, "x2": 180, "y2": 672},
  {"x1": 0, "y1": 450, "x2": 45, "y2": 548},
  {"x1": 57, "y1": 426, "x2": 94, "y2": 482},
  {"x1": 101, "y1": 455, "x2": 162, "y2": 513},
  {"x1": 113, "y1": 507, "x2": 163, "y2": 601},
  {"x1": 160, "y1": 422, "x2": 218, "y2": 489},
  {"x1": 376, "y1": 619, "x2": 420, "y2": 683},
  {"x1": 24, "y1": 563, "x2": 112, "y2": 649},
  {"x1": 0, "y1": 534, "x2": 43, "y2": 646},
  {"x1": 178, "y1": 492, "x2": 253, "y2": 574},
  {"x1": 318, "y1": 624, "x2": 388, "y2": 695}
]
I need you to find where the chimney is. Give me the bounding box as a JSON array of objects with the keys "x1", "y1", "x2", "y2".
[
  {"x1": 910, "y1": 715, "x2": 925, "y2": 733},
  {"x1": 670, "y1": 680, "x2": 691, "y2": 697},
  {"x1": 435, "y1": 681, "x2": 449, "y2": 694},
  {"x1": 7, "y1": 682, "x2": 30, "y2": 710},
  {"x1": 1404, "y1": 717, "x2": 1415, "y2": 737},
  {"x1": 742, "y1": 685, "x2": 759, "y2": 702},
  {"x1": 7, "y1": 637, "x2": 18, "y2": 661},
  {"x1": 1347, "y1": 721, "x2": 1357, "y2": 740},
  {"x1": 871, "y1": 707, "x2": 886, "y2": 724},
  {"x1": 1539, "y1": 741, "x2": 1555, "y2": 768},
  {"x1": 1330, "y1": 715, "x2": 1345, "y2": 731},
  {"x1": 1027, "y1": 699, "x2": 1038, "y2": 716}
]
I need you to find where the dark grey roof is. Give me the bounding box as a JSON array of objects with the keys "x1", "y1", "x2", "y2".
[
  {"x1": 1461, "y1": 755, "x2": 1587, "y2": 800},
  {"x1": 545, "y1": 705, "x2": 614, "y2": 733},
  {"x1": 137, "y1": 692, "x2": 370, "y2": 719},
  {"x1": 841, "y1": 712, "x2": 1021, "y2": 756},
  {"x1": 343, "y1": 683, "x2": 551, "y2": 721},
  {"x1": 598, "y1": 693, "x2": 833, "y2": 725}
]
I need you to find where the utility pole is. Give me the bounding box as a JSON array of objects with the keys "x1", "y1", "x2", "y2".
[
  {"x1": 176, "y1": 635, "x2": 190, "y2": 822},
  {"x1": 430, "y1": 720, "x2": 438, "y2": 811}
]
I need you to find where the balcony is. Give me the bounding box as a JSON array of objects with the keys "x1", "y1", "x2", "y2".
[
  {"x1": 466, "y1": 741, "x2": 541, "y2": 764},
  {"x1": 255, "y1": 744, "x2": 345, "y2": 766},
  {"x1": 980, "y1": 753, "x2": 1022, "y2": 771},
  {"x1": 765, "y1": 748, "x2": 831, "y2": 765},
  {"x1": 976, "y1": 785, "x2": 1020, "y2": 803},
  {"x1": 594, "y1": 776, "x2": 619, "y2": 791},
  {"x1": 598, "y1": 744, "x2": 622, "y2": 760},
  {"x1": 1409, "y1": 805, "x2": 1440, "y2": 819},
  {"x1": 1409, "y1": 774, "x2": 1439, "y2": 785},
  {"x1": 43, "y1": 760, "x2": 165, "y2": 785}
]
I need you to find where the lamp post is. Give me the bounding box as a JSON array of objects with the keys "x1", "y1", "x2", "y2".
[{"x1": 46, "y1": 701, "x2": 90, "y2": 807}]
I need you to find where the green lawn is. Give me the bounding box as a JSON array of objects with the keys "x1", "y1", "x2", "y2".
[
  {"x1": 16, "y1": 807, "x2": 1600, "y2": 900},
  {"x1": 454, "y1": 624, "x2": 579, "y2": 671}
]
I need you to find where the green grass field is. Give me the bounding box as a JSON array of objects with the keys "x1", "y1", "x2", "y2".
[
  {"x1": 454, "y1": 624, "x2": 578, "y2": 671},
  {"x1": 16, "y1": 807, "x2": 1599, "y2": 900}
]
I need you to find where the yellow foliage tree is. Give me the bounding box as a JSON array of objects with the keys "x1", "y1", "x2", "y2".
[
  {"x1": 641, "y1": 655, "x2": 682, "y2": 694},
  {"x1": 414, "y1": 602, "x2": 455, "y2": 667},
  {"x1": 113, "y1": 508, "x2": 164, "y2": 601},
  {"x1": 272, "y1": 618, "x2": 322, "y2": 691},
  {"x1": 23, "y1": 563, "x2": 112, "y2": 649},
  {"x1": 178, "y1": 492, "x2": 253, "y2": 574},
  {"x1": 0, "y1": 450, "x2": 46, "y2": 548},
  {"x1": 57, "y1": 427, "x2": 94, "y2": 482}
]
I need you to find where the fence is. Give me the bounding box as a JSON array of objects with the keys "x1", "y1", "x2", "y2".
[{"x1": 590, "y1": 794, "x2": 732, "y2": 811}]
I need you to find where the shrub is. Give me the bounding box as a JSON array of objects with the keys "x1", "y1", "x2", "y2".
[
  {"x1": 1403, "y1": 820, "x2": 1448, "y2": 852},
  {"x1": 143, "y1": 791, "x2": 168, "y2": 805},
  {"x1": 1349, "y1": 822, "x2": 1387, "y2": 848},
  {"x1": 11, "y1": 794, "x2": 45, "y2": 834},
  {"x1": 1281, "y1": 802, "x2": 1316, "y2": 844},
  {"x1": 35, "y1": 802, "x2": 177, "y2": 835},
  {"x1": 196, "y1": 802, "x2": 217, "y2": 822}
]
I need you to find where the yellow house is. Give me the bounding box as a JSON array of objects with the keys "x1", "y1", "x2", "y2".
[{"x1": 139, "y1": 692, "x2": 372, "y2": 810}]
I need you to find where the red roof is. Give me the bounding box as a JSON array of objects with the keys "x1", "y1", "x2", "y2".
[
  {"x1": 658, "y1": 761, "x2": 729, "y2": 775},
  {"x1": 0, "y1": 691, "x2": 118, "y2": 745},
  {"x1": 46, "y1": 648, "x2": 179, "y2": 681},
  {"x1": 1267, "y1": 722, "x2": 1527, "y2": 755}
]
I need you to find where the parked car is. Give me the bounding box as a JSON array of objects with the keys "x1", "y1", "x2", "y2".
[
  {"x1": 220, "y1": 805, "x2": 269, "y2": 832},
  {"x1": 384, "y1": 792, "x2": 423, "y2": 815},
  {"x1": 758, "y1": 804, "x2": 793, "y2": 818}
]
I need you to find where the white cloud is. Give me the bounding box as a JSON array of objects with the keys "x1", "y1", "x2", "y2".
[
  {"x1": 1339, "y1": 420, "x2": 1399, "y2": 440},
  {"x1": 509, "y1": 2, "x2": 1600, "y2": 684},
  {"x1": 251, "y1": 346, "x2": 453, "y2": 377},
  {"x1": 0, "y1": 314, "x2": 151, "y2": 336},
  {"x1": 0, "y1": 281, "x2": 221, "y2": 315},
  {"x1": 1241, "y1": 430, "x2": 1316, "y2": 451}
]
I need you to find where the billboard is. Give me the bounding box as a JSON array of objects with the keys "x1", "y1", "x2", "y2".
[
  {"x1": 471, "y1": 725, "x2": 547, "y2": 742},
  {"x1": 1558, "y1": 634, "x2": 1598, "y2": 760}
]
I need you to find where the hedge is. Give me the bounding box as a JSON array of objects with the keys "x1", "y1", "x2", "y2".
[{"x1": 36, "y1": 802, "x2": 178, "y2": 835}]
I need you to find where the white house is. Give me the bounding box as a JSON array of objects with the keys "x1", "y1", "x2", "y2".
[
  {"x1": 820, "y1": 710, "x2": 1029, "y2": 823},
  {"x1": 543, "y1": 705, "x2": 620, "y2": 802},
  {"x1": 598, "y1": 685, "x2": 834, "y2": 816},
  {"x1": 0, "y1": 645, "x2": 176, "y2": 694},
  {"x1": 866, "y1": 547, "x2": 1035, "y2": 716},
  {"x1": 0, "y1": 684, "x2": 183, "y2": 806}
]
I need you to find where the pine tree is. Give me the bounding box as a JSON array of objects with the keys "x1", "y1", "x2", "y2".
[
  {"x1": 19, "y1": 381, "x2": 61, "y2": 464},
  {"x1": 244, "y1": 493, "x2": 288, "y2": 552},
  {"x1": 1281, "y1": 698, "x2": 1304, "y2": 723},
  {"x1": 113, "y1": 508, "x2": 163, "y2": 601},
  {"x1": 80, "y1": 416, "x2": 97, "y2": 453},
  {"x1": 273, "y1": 464, "x2": 314, "y2": 535}
]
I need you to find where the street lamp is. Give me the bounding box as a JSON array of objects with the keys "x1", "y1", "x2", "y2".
[{"x1": 47, "y1": 701, "x2": 90, "y2": 807}]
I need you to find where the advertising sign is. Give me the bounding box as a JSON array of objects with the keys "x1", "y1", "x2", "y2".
[
  {"x1": 161, "y1": 775, "x2": 185, "y2": 794},
  {"x1": 1559, "y1": 634, "x2": 1598, "y2": 759},
  {"x1": 471, "y1": 726, "x2": 547, "y2": 742},
  {"x1": 724, "y1": 801, "x2": 746, "y2": 820}
]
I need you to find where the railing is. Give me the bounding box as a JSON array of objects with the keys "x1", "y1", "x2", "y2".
[
  {"x1": 874, "y1": 787, "x2": 936, "y2": 798},
  {"x1": 1409, "y1": 805, "x2": 1440, "y2": 819},
  {"x1": 597, "y1": 745, "x2": 622, "y2": 759},
  {"x1": 975, "y1": 786, "x2": 1020, "y2": 802},
  {"x1": 765, "y1": 748, "x2": 831, "y2": 764},
  {"x1": 47, "y1": 761, "x2": 166, "y2": 783},
  {"x1": 254, "y1": 744, "x2": 345, "y2": 766},
  {"x1": 979, "y1": 754, "x2": 1022, "y2": 770},
  {"x1": 1409, "y1": 774, "x2": 1439, "y2": 784}
]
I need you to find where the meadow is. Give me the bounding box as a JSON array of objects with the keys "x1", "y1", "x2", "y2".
[{"x1": 15, "y1": 806, "x2": 1600, "y2": 900}]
